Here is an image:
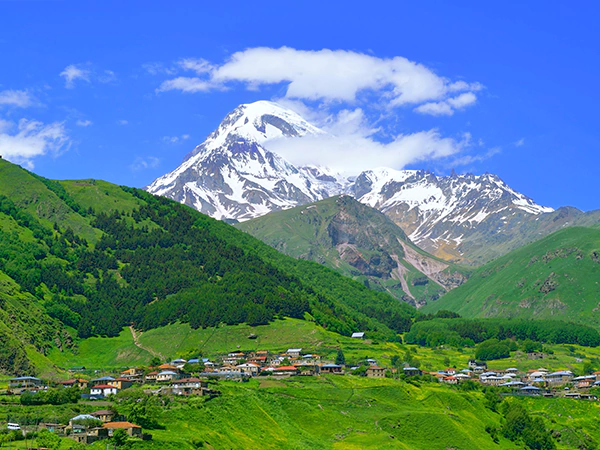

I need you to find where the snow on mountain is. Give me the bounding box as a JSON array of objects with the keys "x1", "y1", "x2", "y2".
[
  {"x1": 147, "y1": 100, "x2": 554, "y2": 263},
  {"x1": 147, "y1": 101, "x2": 348, "y2": 221},
  {"x1": 350, "y1": 168, "x2": 554, "y2": 260}
]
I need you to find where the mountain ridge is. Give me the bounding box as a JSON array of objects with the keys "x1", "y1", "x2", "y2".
[{"x1": 146, "y1": 100, "x2": 584, "y2": 265}]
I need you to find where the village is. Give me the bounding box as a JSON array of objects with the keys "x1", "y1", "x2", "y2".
[{"x1": 3, "y1": 343, "x2": 600, "y2": 446}]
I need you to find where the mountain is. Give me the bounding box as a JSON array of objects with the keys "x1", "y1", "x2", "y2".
[
  {"x1": 237, "y1": 195, "x2": 468, "y2": 307},
  {"x1": 350, "y1": 168, "x2": 554, "y2": 263},
  {"x1": 147, "y1": 101, "x2": 348, "y2": 221},
  {"x1": 0, "y1": 159, "x2": 419, "y2": 373},
  {"x1": 148, "y1": 100, "x2": 586, "y2": 265},
  {"x1": 422, "y1": 226, "x2": 600, "y2": 328}
]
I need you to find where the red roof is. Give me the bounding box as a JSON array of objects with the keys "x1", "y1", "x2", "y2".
[
  {"x1": 114, "y1": 377, "x2": 130, "y2": 382},
  {"x1": 91, "y1": 384, "x2": 117, "y2": 389},
  {"x1": 103, "y1": 422, "x2": 141, "y2": 429},
  {"x1": 274, "y1": 366, "x2": 298, "y2": 371}
]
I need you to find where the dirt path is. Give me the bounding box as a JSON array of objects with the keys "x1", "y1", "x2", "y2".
[{"x1": 129, "y1": 325, "x2": 164, "y2": 360}]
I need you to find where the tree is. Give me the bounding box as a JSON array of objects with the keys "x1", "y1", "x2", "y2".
[
  {"x1": 149, "y1": 356, "x2": 161, "y2": 367},
  {"x1": 335, "y1": 349, "x2": 346, "y2": 366},
  {"x1": 112, "y1": 428, "x2": 128, "y2": 447},
  {"x1": 36, "y1": 429, "x2": 61, "y2": 450},
  {"x1": 475, "y1": 339, "x2": 510, "y2": 361}
]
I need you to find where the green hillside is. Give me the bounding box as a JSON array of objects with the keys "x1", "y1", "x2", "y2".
[
  {"x1": 0, "y1": 159, "x2": 418, "y2": 374},
  {"x1": 237, "y1": 196, "x2": 469, "y2": 306},
  {"x1": 423, "y1": 227, "x2": 600, "y2": 327}
]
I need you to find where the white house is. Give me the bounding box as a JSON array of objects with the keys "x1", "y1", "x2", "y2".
[
  {"x1": 90, "y1": 384, "x2": 119, "y2": 397},
  {"x1": 157, "y1": 371, "x2": 179, "y2": 382}
]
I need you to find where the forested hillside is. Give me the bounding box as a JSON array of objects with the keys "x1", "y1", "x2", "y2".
[{"x1": 0, "y1": 159, "x2": 418, "y2": 373}]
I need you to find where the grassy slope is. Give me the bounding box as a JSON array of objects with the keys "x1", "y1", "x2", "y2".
[
  {"x1": 236, "y1": 195, "x2": 455, "y2": 303},
  {"x1": 46, "y1": 317, "x2": 600, "y2": 378},
  {"x1": 423, "y1": 227, "x2": 600, "y2": 327}
]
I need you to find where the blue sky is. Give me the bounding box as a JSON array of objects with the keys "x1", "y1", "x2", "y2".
[{"x1": 1, "y1": 1, "x2": 598, "y2": 210}]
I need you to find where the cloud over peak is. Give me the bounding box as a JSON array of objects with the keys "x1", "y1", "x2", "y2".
[{"x1": 157, "y1": 47, "x2": 481, "y2": 115}]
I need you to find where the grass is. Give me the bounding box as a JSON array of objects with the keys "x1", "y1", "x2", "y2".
[
  {"x1": 47, "y1": 328, "x2": 153, "y2": 374},
  {"x1": 424, "y1": 227, "x2": 600, "y2": 328}
]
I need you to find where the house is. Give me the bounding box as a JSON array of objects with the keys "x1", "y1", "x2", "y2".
[
  {"x1": 68, "y1": 366, "x2": 86, "y2": 373},
  {"x1": 90, "y1": 376, "x2": 115, "y2": 385},
  {"x1": 480, "y1": 375, "x2": 505, "y2": 386},
  {"x1": 120, "y1": 368, "x2": 144, "y2": 379},
  {"x1": 573, "y1": 375, "x2": 596, "y2": 389},
  {"x1": 108, "y1": 377, "x2": 134, "y2": 390},
  {"x1": 90, "y1": 410, "x2": 115, "y2": 423},
  {"x1": 145, "y1": 371, "x2": 159, "y2": 382},
  {"x1": 320, "y1": 364, "x2": 343, "y2": 374},
  {"x1": 171, "y1": 358, "x2": 187, "y2": 368},
  {"x1": 286, "y1": 348, "x2": 302, "y2": 359},
  {"x1": 157, "y1": 364, "x2": 179, "y2": 372},
  {"x1": 39, "y1": 423, "x2": 67, "y2": 435},
  {"x1": 222, "y1": 352, "x2": 245, "y2": 365},
  {"x1": 8, "y1": 376, "x2": 43, "y2": 394},
  {"x1": 236, "y1": 362, "x2": 260, "y2": 376},
  {"x1": 69, "y1": 427, "x2": 109, "y2": 444},
  {"x1": 527, "y1": 352, "x2": 547, "y2": 360},
  {"x1": 442, "y1": 376, "x2": 458, "y2": 384},
  {"x1": 58, "y1": 378, "x2": 88, "y2": 389},
  {"x1": 103, "y1": 421, "x2": 142, "y2": 437},
  {"x1": 156, "y1": 371, "x2": 179, "y2": 382},
  {"x1": 520, "y1": 386, "x2": 542, "y2": 396},
  {"x1": 445, "y1": 368, "x2": 457, "y2": 375},
  {"x1": 90, "y1": 384, "x2": 119, "y2": 397},
  {"x1": 546, "y1": 371, "x2": 574, "y2": 385},
  {"x1": 468, "y1": 360, "x2": 487, "y2": 370},
  {"x1": 366, "y1": 366, "x2": 386, "y2": 378},
  {"x1": 402, "y1": 367, "x2": 422, "y2": 377},
  {"x1": 170, "y1": 377, "x2": 209, "y2": 395},
  {"x1": 272, "y1": 366, "x2": 299, "y2": 376},
  {"x1": 351, "y1": 332, "x2": 365, "y2": 339}
]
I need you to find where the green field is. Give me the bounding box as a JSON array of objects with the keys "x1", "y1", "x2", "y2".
[{"x1": 3, "y1": 376, "x2": 600, "y2": 449}]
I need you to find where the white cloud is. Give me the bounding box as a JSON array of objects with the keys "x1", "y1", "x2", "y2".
[
  {"x1": 157, "y1": 77, "x2": 216, "y2": 93},
  {"x1": 178, "y1": 58, "x2": 214, "y2": 74},
  {"x1": 265, "y1": 108, "x2": 471, "y2": 175},
  {"x1": 130, "y1": 156, "x2": 160, "y2": 171},
  {"x1": 447, "y1": 92, "x2": 477, "y2": 109},
  {"x1": 414, "y1": 101, "x2": 454, "y2": 116},
  {"x1": 162, "y1": 134, "x2": 191, "y2": 144},
  {"x1": 515, "y1": 138, "x2": 525, "y2": 147},
  {"x1": 158, "y1": 47, "x2": 481, "y2": 107},
  {"x1": 60, "y1": 64, "x2": 91, "y2": 88},
  {"x1": 76, "y1": 119, "x2": 93, "y2": 127},
  {"x1": 415, "y1": 92, "x2": 477, "y2": 116},
  {"x1": 0, "y1": 90, "x2": 33, "y2": 108},
  {"x1": 98, "y1": 70, "x2": 117, "y2": 84},
  {"x1": 448, "y1": 147, "x2": 501, "y2": 167},
  {"x1": 117, "y1": 119, "x2": 129, "y2": 125},
  {"x1": 0, "y1": 118, "x2": 70, "y2": 168}
]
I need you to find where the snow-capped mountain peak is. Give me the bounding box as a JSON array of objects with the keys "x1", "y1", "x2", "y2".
[
  {"x1": 147, "y1": 101, "x2": 344, "y2": 221},
  {"x1": 147, "y1": 100, "x2": 555, "y2": 263}
]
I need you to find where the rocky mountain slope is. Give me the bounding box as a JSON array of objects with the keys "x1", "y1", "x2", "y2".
[
  {"x1": 238, "y1": 195, "x2": 468, "y2": 306},
  {"x1": 422, "y1": 226, "x2": 600, "y2": 328},
  {"x1": 148, "y1": 100, "x2": 600, "y2": 265}
]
